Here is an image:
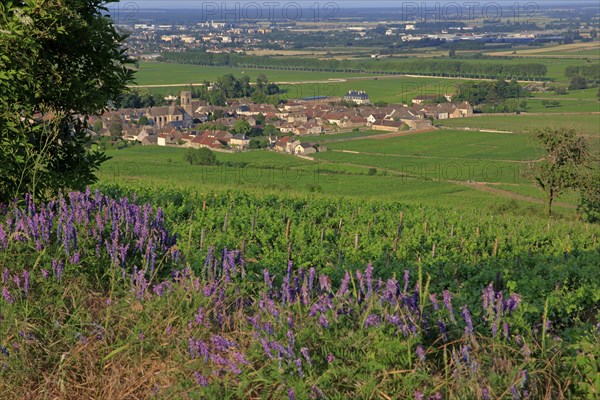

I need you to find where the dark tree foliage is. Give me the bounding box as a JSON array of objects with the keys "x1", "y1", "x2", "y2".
[
  {"x1": 454, "y1": 79, "x2": 529, "y2": 109},
  {"x1": 0, "y1": 0, "x2": 134, "y2": 203},
  {"x1": 568, "y1": 76, "x2": 588, "y2": 90},
  {"x1": 184, "y1": 148, "x2": 217, "y2": 166},
  {"x1": 188, "y1": 74, "x2": 282, "y2": 105}
]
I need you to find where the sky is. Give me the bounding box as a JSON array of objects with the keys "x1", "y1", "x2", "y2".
[{"x1": 132, "y1": 0, "x2": 598, "y2": 7}]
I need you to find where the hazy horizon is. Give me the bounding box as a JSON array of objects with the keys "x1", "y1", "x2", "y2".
[{"x1": 132, "y1": 0, "x2": 600, "y2": 10}]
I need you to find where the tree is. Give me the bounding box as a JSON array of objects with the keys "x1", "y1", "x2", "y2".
[
  {"x1": 577, "y1": 163, "x2": 600, "y2": 222},
  {"x1": 109, "y1": 119, "x2": 123, "y2": 137},
  {"x1": 184, "y1": 148, "x2": 198, "y2": 165},
  {"x1": 184, "y1": 147, "x2": 217, "y2": 166},
  {"x1": 263, "y1": 124, "x2": 278, "y2": 136},
  {"x1": 0, "y1": 0, "x2": 133, "y2": 203},
  {"x1": 524, "y1": 128, "x2": 591, "y2": 216},
  {"x1": 92, "y1": 120, "x2": 104, "y2": 133},
  {"x1": 137, "y1": 115, "x2": 149, "y2": 126},
  {"x1": 232, "y1": 120, "x2": 252, "y2": 135},
  {"x1": 197, "y1": 148, "x2": 217, "y2": 165},
  {"x1": 569, "y1": 76, "x2": 588, "y2": 90}
]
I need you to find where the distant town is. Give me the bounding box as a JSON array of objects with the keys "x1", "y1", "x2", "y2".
[{"x1": 94, "y1": 89, "x2": 473, "y2": 156}]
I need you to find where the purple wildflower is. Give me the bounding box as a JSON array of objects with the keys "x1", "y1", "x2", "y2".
[
  {"x1": 300, "y1": 347, "x2": 312, "y2": 366},
  {"x1": 503, "y1": 322, "x2": 510, "y2": 340},
  {"x1": 188, "y1": 337, "x2": 197, "y2": 359},
  {"x1": 482, "y1": 387, "x2": 490, "y2": 400},
  {"x1": 318, "y1": 315, "x2": 329, "y2": 329},
  {"x1": 461, "y1": 345, "x2": 470, "y2": 365},
  {"x1": 195, "y1": 307, "x2": 206, "y2": 326},
  {"x1": 521, "y1": 369, "x2": 528, "y2": 388},
  {"x1": 337, "y1": 271, "x2": 350, "y2": 297},
  {"x1": 443, "y1": 290, "x2": 455, "y2": 320},
  {"x1": 506, "y1": 293, "x2": 521, "y2": 313},
  {"x1": 1, "y1": 269, "x2": 8, "y2": 284},
  {"x1": 416, "y1": 344, "x2": 426, "y2": 362},
  {"x1": 319, "y1": 274, "x2": 331, "y2": 293},
  {"x1": 263, "y1": 269, "x2": 273, "y2": 289},
  {"x1": 22, "y1": 270, "x2": 30, "y2": 296},
  {"x1": 429, "y1": 293, "x2": 439, "y2": 311},
  {"x1": 482, "y1": 283, "x2": 494, "y2": 311},
  {"x1": 511, "y1": 386, "x2": 520, "y2": 400},
  {"x1": 51, "y1": 259, "x2": 64, "y2": 282},
  {"x1": 414, "y1": 391, "x2": 425, "y2": 400},
  {"x1": 0, "y1": 224, "x2": 6, "y2": 248},
  {"x1": 295, "y1": 358, "x2": 304, "y2": 377},
  {"x1": 288, "y1": 388, "x2": 295, "y2": 400},
  {"x1": 327, "y1": 353, "x2": 335, "y2": 363},
  {"x1": 365, "y1": 263, "x2": 373, "y2": 298},
  {"x1": 461, "y1": 305, "x2": 473, "y2": 335},
  {"x1": 438, "y1": 320, "x2": 448, "y2": 341},
  {"x1": 211, "y1": 335, "x2": 237, "y2": 352},
  {"x1": 383, "y1": 279, "x2": 397, "y2": 303},
  {"x1": 356, "y1": 271, "x2": 365, "y2": 297},
  {"x1": 2, "y1": 287, "x2": 13, "y2": 304},
  {"x1": 233, "y1": 352, "x2": 250, "y2": 365},
  {"x1": 364, "y1": 314, "x2": 381, "y2": 328},
  {"x1": 193, "y1": 371, "x2": 208, "y2": 387},
  {"x1": 260, "y1": 338, "x2": 273, "y2": 359}
]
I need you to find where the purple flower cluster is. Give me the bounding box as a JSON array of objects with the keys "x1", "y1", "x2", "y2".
[
  {"x1": 481, "y1": 283, "x2": 521, "y2": 339},
  {"x1": 0, "y1": 190, "x2": 178, "y2": 301}
]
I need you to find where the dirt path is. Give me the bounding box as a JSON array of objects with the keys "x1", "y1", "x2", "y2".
[{"x1": 452, "y1": 181, "x2": 577, "y2": 209}]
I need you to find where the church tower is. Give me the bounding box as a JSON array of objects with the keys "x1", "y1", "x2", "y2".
[{"x1": 180, "y1": 91, "x2": 193, "y2": 116}]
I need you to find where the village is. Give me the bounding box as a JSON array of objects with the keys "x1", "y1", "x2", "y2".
[{"x1": 93, "y1": 90, "x2": 474, "y2": 157}]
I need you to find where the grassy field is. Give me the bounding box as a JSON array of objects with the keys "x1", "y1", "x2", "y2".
[
  {"x1": 322, "y1": 129, "x2": 540, "y2": 161},
  {"x1": 97, "y1": 129, "x2": 581, "y2": 215},
  {"x1": 531, "y1": 87, "x2": 600, "y2": 100},
  {"x1": 138, "y1": 74, "x2": 470, "y2": 103},
  {"x1": 134, "y1": 61, "x2": 376, "y2": 86},
  {"x1": 435, "y1": 114, "x2": 600, "y2": 136},
  {"x1": 280, "y1": 76, "x2": 467, "y2": 103},
  {"x1": 524, "y1": 98, "x2": 600, "y2": 113}
]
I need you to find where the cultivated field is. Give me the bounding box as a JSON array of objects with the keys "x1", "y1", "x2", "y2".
[
  {"x1": 97, "y1": 127, "x2": 585, "y2": 215},
  {"x1": 435, "y1": 114, "x2": 600, "y2": 137},
  {"x1": 133, "y1": 61, "x2": 377, "y2": 86}
]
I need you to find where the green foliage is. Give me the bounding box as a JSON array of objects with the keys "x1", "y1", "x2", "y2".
[
  {"x1": 137, "y1": 115, "x2": 149, "y2": 126},
  {"x1": 109, "y1": 119, "x2": 123, "y2": 136},
  {"x1": 455, "y1": 79, "x2": 529, "y2": 106},
  {"x1": 262, "y1": 124, "x2": 279, "y2": 136},
  {"x1": 0, "y1": 0, "x2": 133, "y2": 203},
  {"x1": 184, "y1": 147, "x2": 217, "y2": 166},
  {"x1": 569, "y1": 76, "x2": 588, "y2": 90},
  {"x1": 1, "y1": 187, "x2": 598, "y2": 397},
  {"x1": 118, "y1": 88, "x2": 162, "y2": 109},
  {"x1": 231, "y1": 120, "x2": 252, "y2": 135},
  {"x1": 524, "y1": 128, "x2": 592, "y2": 216},
  {"x1": 565, "y1": 64, "x2": 600, "y2": 83}
]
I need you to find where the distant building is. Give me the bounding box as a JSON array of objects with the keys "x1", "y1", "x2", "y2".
[{"x1": 344, "y1": 91, "x2": 371, "y2": 105}]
